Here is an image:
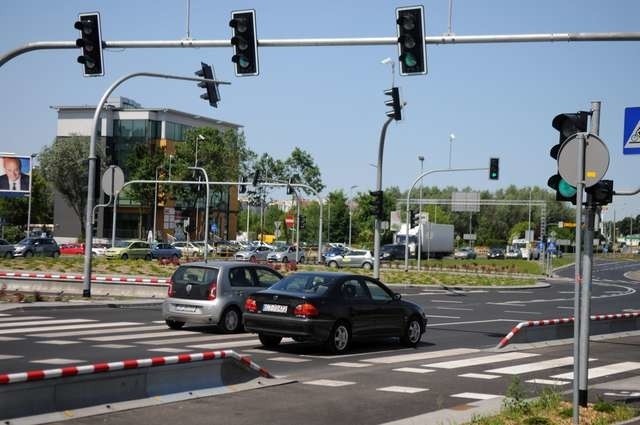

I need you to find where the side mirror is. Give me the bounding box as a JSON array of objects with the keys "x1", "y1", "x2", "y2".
[{"x1": 393, "y1": 293, "x2": 401, "y2": 301}]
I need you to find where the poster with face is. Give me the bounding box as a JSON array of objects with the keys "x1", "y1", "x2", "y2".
[{"x1": 0, "y1": 155, "x2": 31, "y2": 195}]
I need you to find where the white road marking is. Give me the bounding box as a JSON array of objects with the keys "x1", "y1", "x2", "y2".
[
  {"x1": 31, "y1": 358, "x2": 85, "y2": 365},
  {"x1": 267, "y1": 356, "x2": 311, "y2": 363},
  {"x1": 498, "y1": 291, "x2": 533, "y2": 294},
  {"x1": 0, "y1": 336, "x2": 22, "y2": 341},
  {"x1": 435, "y1": 307, "x2": 473, "y2": 311},
  {"x1": 93, "y1": 344, "x2": 135, "y2": 349},
  {"x1": 558, "y1": 291, "x2": 574, "y2": 294},
  {"x1": 0, "y1": 319, "x2": 95, "y2": 331},
  {"x1": 487, "y1": 302, "x2": 526, "y2": 307},
  {"x1": 141, "y1": 333, "x2": 253, "y2": 345},
  {"x1": 424, "y1": 352, "x2": 539, "y2": 369},
  {"x1": 29, "y1": 323, "x2": 150, "y2": 337},
  {"x1": 0, "y1": 354, "x2": 21, "y2": 360},
  {"x1": 83, "y1": 330, "x2": 202, "y2": 342},
  {"x1": 363, "y1": 348, "x2": 480, "y2": 364},
  {"x1": 35, "y1": 340, "x2": 80, "y2": 345},
  {"x1": 0, "y1": 322, "x2": 136, "y2": 335},
  {"x1": 552, "y1": 362, "x2": 640, "y2": 380},
  {"x1": 378, "y1": 386, "x2": 429, "y2": 394},
  {"x1": 526, "y1": 378, "x2": 570, "y2": 386},
  {"x1": 393, "y1": 367, "x2": 435, "y2": 374},
  {"x1": 557, "y1": 306, "x2": 574, "y2": 310},
  {"x1": 487, "y1": 356, "x2": 578, "y2": 375},
  {"x1": 189, "y1": 339, "x2": 265, "y2": 350},
  {"x1": 147, "y1": 348, "x2": 195, "y2": 353},
  {"x1": 303, "y1": 379, "x2": 355, "y2": 387},
  {"x1": 503, "y1": 311, "x2": 542, "y2": 315},
  {"x1": 329, "y1": 362, "x2": 372, "y2": 368},
  {"x1": 425, "y1": 314, "x2": 461, "y2": 319},
  {"x1": 0, "y1": 316, "x2": 51, "y2": 322},
  {"x1": 452, "y1": 392, "x2": 503, "y2": 400},
  {"x1": 427, "y1": 319, "x2": 518, "y2": 327},
  {"x1": 459, "y1": 373, "x2": 500, "y2": 380},
  {"x1": 430, "y1": 300, "x2": 464, "y2": 304}
]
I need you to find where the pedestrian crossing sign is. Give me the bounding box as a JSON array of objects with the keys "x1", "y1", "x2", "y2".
[{"x1": 623, "y1": 107, "x2": 640, "y2": 155}]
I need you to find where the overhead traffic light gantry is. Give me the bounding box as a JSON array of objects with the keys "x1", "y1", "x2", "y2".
[
  {"x1": 384, "y1": 87, "x2": 402, "y2": 121},
  {"x1": 195, "y1": 62, "x2": 220, "y2": 108},
  {"x1": 74, "y1": 12, "x2": 104, "y2": 77},
  {"x1": 229, "y1": 10, "x2": 259, "y2": 76},
  {"x1": 395, "y1": 6, "x2": 427, "y2": 76}
]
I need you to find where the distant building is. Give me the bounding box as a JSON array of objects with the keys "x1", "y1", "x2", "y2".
[{"x1": 51, "y1": 96, "x2": 242, "y2": 242}]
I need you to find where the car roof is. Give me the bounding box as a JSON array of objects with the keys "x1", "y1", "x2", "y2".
[{"x1": 177, "y1": 261, "x2": 277, "y2": 268}]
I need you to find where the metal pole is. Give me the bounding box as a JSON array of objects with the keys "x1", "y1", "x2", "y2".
[
  {"x1": 418, "y1": 156, "x2": 424, "y2": 271},
  {"x1": 572, "y1": 132, "x2": 586, "y2": 425},
  {"x1": 153, "y1": 166, "x2": 160, "y2": 242},
  {"x1": 374, "y1": 116, "x2": 394, "y2": 280},
  {"x1": 296, "y1": 192, "x2": 300, "y2": 261},
  {"x1": 528, "y1": 188, "x2": 532, "y2": 261},
  {"x1": 26, "y1": 154, "x2": 36, "y2": 237},
  {"x1": 189, "y1": 167, "x2": 209, "y2": 261},
  {"x1": 349, "y1": 185, "x2": 357, "y2": 247}
]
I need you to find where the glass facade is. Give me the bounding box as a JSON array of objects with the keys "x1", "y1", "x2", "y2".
[{"x1": 165, "y1": 121, "x2": 191, "y2": 141}]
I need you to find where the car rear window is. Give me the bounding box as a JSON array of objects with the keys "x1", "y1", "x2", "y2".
[
  {"x1": 172, "y1": 266, "x2": 219, "y2": 285},
  {"x1": 271, "y1": 274, "x2": 332, "y2": 295}
]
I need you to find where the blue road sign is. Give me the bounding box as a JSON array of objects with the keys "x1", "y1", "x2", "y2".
[
  {"x1": 623, "y1": 107, "x2": 640, "y2": 155},
  {"x1": 210, "y1": 223, "x2": 218, "y2": 233}
]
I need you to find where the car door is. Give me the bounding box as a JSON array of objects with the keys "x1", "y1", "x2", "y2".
[
  {"x1": 361, "y1": 277, "x2": 404, "y2": 336},
  {"x1": 226, "y1": 266, "x2": 256, "y2": 306},
  {"x1": 339, "y1": 278, "x2": 377, "y2": 337}
]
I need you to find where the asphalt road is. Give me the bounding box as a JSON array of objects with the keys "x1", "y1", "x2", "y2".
[{"x1": 1, "y1": 256, "x2": 638, "y2": 424}]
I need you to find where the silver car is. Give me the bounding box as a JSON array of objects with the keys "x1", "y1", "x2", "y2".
[
  {"x1": 162, "y1": 261, "x2": 283, "y2": 333},
  {"x1": 325, "y1": 249, "x2": 374, "y2": 270},
  {"x1": 266, "y1": 245, "x2": 306, "y2": 263},
  {"x1": 0, "y1": 239, "x2": 15, "y2": 259},
  {"x1": 234, "y1": 245, "x2": 273, "y2": 262}
]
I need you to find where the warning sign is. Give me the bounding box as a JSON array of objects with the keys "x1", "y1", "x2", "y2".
[{"x1": 623, "y1": 107, "x2": 640, "y2": 155}]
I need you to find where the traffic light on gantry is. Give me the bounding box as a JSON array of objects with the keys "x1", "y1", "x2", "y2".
[
  {"x1": 299, "y1": 215, "x2": 306, "y2": 230},
  {"x1": 547, "y1": 112, "x2": 589, "y2": 204},
  {"x1": 384, "y1": 87, "x2": 402, "y2": 121},
  {"x1": 239, "y1": 176, "x2": 247, "y2": 194},
  {"x1": 74, "y1": 12, "x2": 104, "y2": 76},
  {"x1": 229, "y1": 10, "x2": 259, "y2": 76},
  {"x1": 489, "y1": 158, "x2": 499, "y2": 180},
  {"x1": 395, "y1": 6, "x2": 427, "y2": 76},
  {"x1": 195, "y1": 62, "x2": 220, "y2": 108}
]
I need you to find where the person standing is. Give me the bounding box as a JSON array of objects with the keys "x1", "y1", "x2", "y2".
[{"x1": 0, "y1": 157, "x2": 30, "y2": 191}]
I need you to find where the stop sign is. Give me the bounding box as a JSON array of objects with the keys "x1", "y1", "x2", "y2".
[{"x1": 285, "y1": 216, "x2": 295, "y2": 228}]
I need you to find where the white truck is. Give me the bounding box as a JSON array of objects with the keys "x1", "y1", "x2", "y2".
[
  {"x1": 394, "y1": 223, "x2": 454, "y2": 259},
  {"x1": 511, "y1": 237, "x2": 540, "y2": 260}
]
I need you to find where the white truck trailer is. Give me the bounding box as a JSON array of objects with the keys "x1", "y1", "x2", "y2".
[{"x1": 394, "y1": 223, "x2": 454, "y2": 259}]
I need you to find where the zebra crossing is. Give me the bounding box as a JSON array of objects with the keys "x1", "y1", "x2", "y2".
[{"x1": 1, "y1": 313, "x2": 639, "y2": 401}]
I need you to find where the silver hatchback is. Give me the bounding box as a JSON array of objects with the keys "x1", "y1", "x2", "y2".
[
  {"x1": 325, "y1": 249, "x2": 374, "y2": 270},
  {"x1": 162, "y1": 261, "x2": 283, "y2": 333}
]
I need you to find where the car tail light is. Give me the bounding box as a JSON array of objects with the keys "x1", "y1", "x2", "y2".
[
  {"x1": 167, "y1": 280, "x2": 175, "y2": 297},
  {"x1": 207, "y1": 281, "x2": 217, "y2": 300},
  {"x1": 294, "y1": 302, "x2": 319, "y2": 318},
  {"x1": 245, "y1": 297, "x2": 257, "y2": 313}
]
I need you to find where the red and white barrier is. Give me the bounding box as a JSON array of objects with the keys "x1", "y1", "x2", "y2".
[
  {"x1": 0, "y1": 270, "x2": 169, "y2": 285},
  {"x1": 497, "y1": 312, "x2": 640, "y2": 348},
  {"x1": 0, "y1": 350, "x2": 273, "y2": 385}
]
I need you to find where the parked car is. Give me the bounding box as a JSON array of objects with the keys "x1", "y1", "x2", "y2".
[
  {"x1": 321, "y1": 245, "x2": 349, "y2": 262},
  {"x1": 150, "y1": 242, "x2": 182, "y2": 260},
  {"x1": 105, "y1": 240, "x2": 151, "y2": 260},
  {"x1": 243, "y1": 271, "x2": 427, "y2": 354},
  {"x1": 172, "y1": 241, "x2": 204, "y2": 257},
  {"x1": 60, "y1": 242, "x2": 109, "y2": 256},
  {"x1": 162, "y1": 261, "x2": 284, "y2": 333},
  {"x1": 0, "y1": 238, "x2": 15, "y2": 259},
  {"x1": 192, "y1": 241, "x2": 215, "y2": 254},
  {"x1": 13, "y1": 237, "x2": 60, "y2": 258},
  {"x1": 487, "y1": 247, "x2": 505, "y2": 259},
  {"x1": 267, "y1": 245, "x2": 306, "y2": 263},
  {"x1": 380, "y1": 244, "x2": 406, "y2": 261},
  {"x1": 234, "y1": 245, "x2": 273, "y2": 262},
  {"x1": 92, "y1": 243, "x2": 110, "y2": 256},
  {"x1": 453, "y1": 247, "x2": 476, "y2": 260},
  {"x1": 325, "y1": 249, "x2": 374, "y2": 270},
  {"x1": 214, "y1": 240, "x2": 240, "y2": 256},
  {"x1": 505, "y1": 247, "x2": 521, "y2": 259}
]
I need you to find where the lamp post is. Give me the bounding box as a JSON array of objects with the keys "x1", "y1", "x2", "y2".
[
  {"x1": 348, "y1": 185, "x2": 357, "y2": 247},
  {"x1": 153, "y1": 165, "x2": 164, "y2": 242},
  {"x1": 194, "y1": 135, "x2": 205, "y2": 240},
  {"x1": 417, "y1": 155, "x2": 424, "y2": 270},
  {"x1": 448, "y1": 133, "x2": 455, "y2": 169},
  {"x1": 381, "y1": 57, "x2": 395, "y2": 87},
  {"x1": 168, "y1": 154, "x2": 174, "y2": 180},
  {"x1": 26, "y1": 153, "x2": 37, "y2": 237}
]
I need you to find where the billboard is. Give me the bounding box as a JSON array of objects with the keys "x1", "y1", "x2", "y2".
[{"x1": 0, "y1": 155, "x2": 31, "y2": 196}]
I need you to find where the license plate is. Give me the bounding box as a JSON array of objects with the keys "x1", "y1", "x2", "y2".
[
  {"x1": 262, "y1": 304, "x2": 287, "y2": 313},
  {"x1": 175, "y1": 305, "x2": 196, "y2": 313}
]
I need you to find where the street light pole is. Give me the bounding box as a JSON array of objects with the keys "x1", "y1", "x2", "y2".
[
  {"x1": 153, "y1": 165, "x2": 163, "y2": 242},
  {"x1": 417, "y1": 155, "x2": 424, "y2": 270},
  {"x1": 448, "y1": 133, "x2": 455, "y2": 169},
  {"x1": 26, "y1": 153, "x2": 37, "y2": 238},
  {"x1": 349, "y1": 185, "x2": 357, "y2": 247}
]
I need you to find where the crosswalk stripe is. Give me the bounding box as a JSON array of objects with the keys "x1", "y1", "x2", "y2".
[
  {"x1": 423, "y1": 352, "x2": 539, "y2": 369},
  {"x1": 486, "y1": 356, "x2": 577, "y2": 375},
  {"x1": 82, "y1": 330, "x2": 194, "y2": 342},
  {"x1": 0, "y1": 322, "x2": 128, "y2": 335},
  {"x1": 452, "y1": 392, "x2": 502, "y2": 400},
  {"x1": 552, "y1": 362, "x2": 640, "y2": 380},
  {"x1": 303, "y1": 379, "x2": 355, "y2": 387},
  {"x1": 329, "y1": 362, "x2": 372, "y2": 368},
  {"x1": 140, "y1": 333, "x2": 254, "y2": 345},
  {"x1": 188, "y1": 339, "x2": 263, "y2": 350},
  {"x1": 0, "y1": 316, "x2": 51, "y2": 323},
  {"x1": 393, "y1": 367, "x2": 434, "y2": 374},
  {"x1": 526, "y1": 378, "x2": 570, "y2": 386},
  {"x1": 363, "y1": 348, "x2": 480, "y2": 364},
  {"x1": 378, "y1": 386, "x2": 428, "y2": 394},
  {"x1": 0, "y1": 319, "x2": 95, "y2": 331},
  {"x1": 28, "y1": 323, "x2": 149, "y2": 337},
  {"x1": 268, "y1": 357, "x2": 311, "y2": 363},
  {"x1": 459, "y1": 373, "x2": 500, "y2": 380}
]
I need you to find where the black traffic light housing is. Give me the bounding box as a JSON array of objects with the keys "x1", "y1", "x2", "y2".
[
  {"x1": 195, "y1": 62, "x2": 220, "y2": 108},
  {"x1": 299, "y1": 215, "x2": 306, "y2": 230},
  {"x1": 395, "y1": 6, "x2": 427, "y2": 76},
  {"x1": 369, "y1": 190, "x2": 385, "y2": 220},
  {"x1": 409, "y1": 209, "x2": 418, "y2": 228},
  {"x1": 489, "y1": 158, "x2": 499, "y2": 180},
  {"x1": 230, "y1": 10, "x2": 259, "y2": 76},
  {"x1": 252, "y1": 170, "x2": 261, "y2": 187},
  {"x1": 384, "y1": 87, "x2": 402, "y2": 121},
  {"x1": 547, "y1": 174, "x2": 577, "y2": 204},
  {"x1": 74, "y1": 12, "x2": 104, "y2": 77},
  {"x1": 239, "y1": 176, "x2": 247, "y2": 194},
  {"x1": 586, "y1": 179, "x2": 614, "y2": 206}
]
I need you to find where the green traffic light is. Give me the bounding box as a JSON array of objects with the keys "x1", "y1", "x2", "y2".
[
  {"x1": 558, "y1": 179, "x2": 577, "y2": 197},
  {"x1": 402, "y1": 52, "x2": 418, "y2": 67}
]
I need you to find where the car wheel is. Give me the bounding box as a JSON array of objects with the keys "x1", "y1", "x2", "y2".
[
  {"x1": 250, "y1": 255, "x2": 257, "y2": 262},
  {"x1": 144, "y1": 254, "x2": 151, "y2": 261},
  {"x1": 362, "y1": 262, "x2": 372, "y2": 270},
  {"x1": 52, "y1": 251, "x2": 60, "y2": 258},
  {"x1": 282, "y1": 256, "x2": 289, "y2": 263},
  {"x1": 165, "y1": 319, "x2": 185, "y2": 330},
  {"x1": 219, "y1": 307, "x2": 242, "y2": 333},
  {"x1": 121, "y1": 253, "x2": 129, "y2": 260},
  {"x1": 400, "y1": 316, "x2": 423, "y2": 347},
  {"x1": 259, "y1": 333, "x2": 282, "y2": 348},
  {"x1": 299, "y1": 256, "x2": 305, "y2": 264},
  {"x1": 326, "y1": 321, "x2": 351, "y2": 354},
  {"x1": 24, "y1": 250, "x2": 34, "y2": 258},
  {"x1": 328, "y1": 261, "x2": 339, "y2": 268}
]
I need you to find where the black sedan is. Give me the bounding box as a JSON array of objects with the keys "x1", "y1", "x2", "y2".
[
  {"x1": 487, "y1": 247, "x2": 505, "y2": 259},
  {"x1": 243, "y1": 271, "x2": 427, "y2": 354}
]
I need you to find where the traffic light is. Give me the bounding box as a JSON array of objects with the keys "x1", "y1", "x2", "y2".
[
  {"x1": 395, "y1": 6, "x2": 427, "y2": 76},
  {"x1": 252, "y1": 170, "x2": 261, "y2": 187},
  {"x1": 586, "y1": 179, "x2": 614, "y2": 206},
  {"x1": 74, "y1": 12, "x2": 104, "y2": 77},
  {"x1": 489, "y1": 158, "x2": 499, "y2": 180},
  {"x1": 548, "y1": 112, "x2": 589, "y2": 204},
  {"x1": 195, "y1": 62, "x2": 220, "y2": 108},
  {"x1": 409, "y1": 209, "x2": 418, "y2": 228},
  {"x1": 384, "y1": 87, "x2": 402, "y2": 121},
  {"x1": 238, "y1": 176, "x2": 247, "y2": 194},
  {"x1": 229, "y1": 10, "x2": 259, "y2": 76},
  {"x1": 299, "y1": 215, "x2": 306, "y2": 229},
  {"x1": 369, "y1": 190, "x2": 384, "y2": 220},
  {"x1": 286, "y1": 178, "x2": 294, "y2": 195}
]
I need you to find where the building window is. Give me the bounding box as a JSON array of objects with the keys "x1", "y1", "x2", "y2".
[{"x1": 166, "y1": 121, "x2": 191, "y2": 141}]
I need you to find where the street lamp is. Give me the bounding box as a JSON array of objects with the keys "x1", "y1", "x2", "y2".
[
  {"x1": 168, "y1": 154, "x2": 174, "y2": 180},
  {"x1": 349, "y1": 185, "x2": 357, "y2": 247},
  {"x1": 153, "y1": 165, "x2": 164, "y2": 242},
  {"x1": 26, "y1": 153, "x2": 37, "y2": 237},
  {"x1": 448, "y1": 133, "x2": 455, "y2": 169},
  {"x1": 381, "y1": 57, "x2": 395, "y2": 87},
  {"x1": 417, "y1": 155, "x2": 424, "y2": 269},
  {"x1": 195, "y1": 134, "x2": 205, "y2": 166}
]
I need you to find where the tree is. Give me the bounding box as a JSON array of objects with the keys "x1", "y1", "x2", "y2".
[{"x1": 38, "y1": 135, "x2": 105, "y2": 237}]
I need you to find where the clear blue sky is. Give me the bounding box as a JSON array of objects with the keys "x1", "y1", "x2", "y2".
[{"x1": 1, "y1": 1, "x2": 639, "y2": 220}]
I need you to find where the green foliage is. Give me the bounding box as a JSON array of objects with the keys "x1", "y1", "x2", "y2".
[
  {"x1": 503, "y1": 376, "x2": 531, "y2": 415},
  {"x1": 593, "y1": 398, "x2": 616, "y2": 413}
]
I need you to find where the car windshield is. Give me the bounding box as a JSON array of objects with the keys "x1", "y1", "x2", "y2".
[
  {"x1": 270, "y1": 273, "x2": 334, "y2": 295},
  {"x1": 275, "y1": 246, "x2": 289, "y2": 252},
  {"x1": 172, "y1": 266, "x2": 218, "y2": 285},
  {"x1": 17, "y1": 238, "x2": 33, "y2": 246},
  {"x1": 114, "y1": 240, "x2": 133, "y2": 248}
]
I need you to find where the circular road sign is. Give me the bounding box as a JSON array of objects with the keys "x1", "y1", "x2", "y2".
[
  {"x1": 101, "y1": 165, "x2": 125, "y2": 195},
  {"x1": 558, "y1": 133, "x2": 609, "y2": 188}
]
